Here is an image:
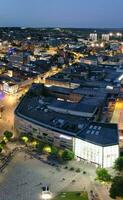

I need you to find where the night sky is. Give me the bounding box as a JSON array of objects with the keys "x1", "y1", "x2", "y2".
[{"x1": 0, "y1": 0, "x2": 123, "y2": 28}]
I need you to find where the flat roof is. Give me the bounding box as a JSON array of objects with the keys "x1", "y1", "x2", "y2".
[
  {"x1": 77, "y1": 122, "x2": 119, "y2": 146},
  {"x1": 15, "y1": 95, "x2": 89, "y2": 137},
  {"x1": 15, "y1": 91, "x2": 119, "y2": 147},
  {"x1": 49, "y1": 98, "x2": 99, "y2": 114}
]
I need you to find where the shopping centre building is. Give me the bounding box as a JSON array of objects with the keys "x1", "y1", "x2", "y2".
[{"x1": 15, "y1": 84, "x2": 119, "y2": 168}]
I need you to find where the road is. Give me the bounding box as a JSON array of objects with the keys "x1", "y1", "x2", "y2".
[
  {"x1": 0, "y1": 90, "x2": 25, "y2": 137},
  {"x1": 111, "y1": 100, "x2": 123, "y2": 130},
  {"x1": 0, "y1": 65, "x2": 63, "y2": 137}
]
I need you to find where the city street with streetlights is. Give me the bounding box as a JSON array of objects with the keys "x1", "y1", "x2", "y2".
[
  {"x1": 111, "y1": 100, "x2": 123, "y2": 130},
  {"x1": 0, "y1": 90, "x2": 26, "y2": 137}
]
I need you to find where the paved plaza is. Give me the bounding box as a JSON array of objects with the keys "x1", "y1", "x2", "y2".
[
  {"x1": 0, "y1": 151, "x2": 89, "y2": 200},
  {"x1": 0, "y1": 151, "x2": 112, "y2": 200}
]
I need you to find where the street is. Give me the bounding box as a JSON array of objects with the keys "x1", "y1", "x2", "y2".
[
  {"x1": 0, "y1": 91, "x2": 25, "y2": 137},
  {"x1": 111, "y1": 100, "x2": 123, "y2": 130}
]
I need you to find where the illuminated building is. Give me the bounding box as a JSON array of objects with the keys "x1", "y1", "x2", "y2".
[
  {"x1": 90, "y1": 33, "x2": 97, "y2": 41},
  {"x1": 7, "y1": 70, "x2": 13, "y2": 77},
  {"x1": 15, "y1": 85, "x2": 119, "y2": 168},
  {"x1": 3, "y1": 82, "x2": 18, "y2": 94},
  {"x1": 80, "y1": 56, "x2": 98, "y2": 65},
  {"x1": 102, "y1": 34, "x2": 109, "y2": 41},
  {"x1": 74, "y1": 123, "x2": 119, "y2": 168},
  {"x1": 15, "y1": 108, "x2": 119, "y2": 168},
  {"x1": 8, "y1": 52, "x2": 24, "y2": 67}
]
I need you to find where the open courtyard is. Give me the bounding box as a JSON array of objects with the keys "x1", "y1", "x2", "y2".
[
  {"x1": 0, "y1": 151, "x2": 91, "y2": 200},
  {"x1": 0, "y1": 150, "x2": 113, "y2": 200}
]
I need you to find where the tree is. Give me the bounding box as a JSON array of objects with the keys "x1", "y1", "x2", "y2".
[
  {"x1": 36, "y1": 142, "x2": 45, "y2": 153},
  {"x1": 51, "y1": 146, "x2": 58, "y2": 156},
  {"x1": 114, "y1": 157, "x2": 123, "y2": 171},
  {"x1": 21, "y1": 136, "x2": 29, "y2": 143},
  {"x1": 43, "y1": 145, "x2": 51, "y2": 153},
  {"x1": 0, "y1": 147, "x2": 2, "y2": 153},
  {"x1": 62, "y1": 149, "x2": 74, "y2": 161},
  {"x1": 4, "y1": 131, "x2": 13, "y2": 140},
  {"x1": 96, "y1": 168, "x2": 111, "y2": 182},
  {"x1": 0, "y1": 140, "x2": 6, "y2": 148},
  {"x1": 110, "y1": 176, "x2": 123, "y2": 199}
]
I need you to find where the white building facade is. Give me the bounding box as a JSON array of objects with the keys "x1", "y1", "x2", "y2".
[
  {"x1": 15, "y1": 113, "x2": 119, "y2": 168},
  {"x1": 102, "y1": 34, "x2": 110, "y2": 41},
  {"x1": 74, "y1": 138, "x2": 119, "y2": 168},
  {"x1": 90, "y1": 33, "x2": 98, "y2": 41}
]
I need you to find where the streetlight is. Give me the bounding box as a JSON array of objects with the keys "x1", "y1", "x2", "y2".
[
  {"x1": 100, "y1": 43, "x2": 104, "y2": 48},
  {"x1": 40, "y1": 191, "x2": 53, "y2": 200},
  {"x1": 91, "y1": 43, "x2": 95, "y2": 47},
  {"x1": 27, "y1": 36, "x2": 31, "y2": 40},
  {"x1": 116, "y1": 32, "x2": 122, "y2": 37},
  {"x1": 96, "y1": 44, "x2": 99, "y2": 47},
  {"x1": 40, "y1": 186, "x2": 53, "y2": 200},
  {"x1": 109, "y1": 33, "x2": 113, "y2": 37}
]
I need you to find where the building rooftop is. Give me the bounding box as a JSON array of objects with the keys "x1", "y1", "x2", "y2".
[
  {"x1": 15, "y1": 84, "x2": 119, "y2": 147},
  {"x1": 77, "y1": 122, "x2": 119, "y2": 146},
  {"x1": 48, "y1": 97, "x2": 102, "y2": 116},
  {"x1": 15, "y1": 95, "x2": 89, "y2": 137}
]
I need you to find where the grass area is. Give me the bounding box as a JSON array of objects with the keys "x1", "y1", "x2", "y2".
[{"x1": 54, "y1": 192, "x2": 88, "y2": 200}]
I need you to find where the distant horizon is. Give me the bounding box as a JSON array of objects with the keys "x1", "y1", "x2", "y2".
[
  {"x1": 0, "y1": 0, "x2": 123, "y2": 29},
  {"x1": 0, "y1": 26, "x2": 123, "y2": 30}
]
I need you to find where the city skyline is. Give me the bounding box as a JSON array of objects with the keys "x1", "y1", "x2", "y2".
[
  {"x1": 0, "y1": 1, "x2": 123, "y2": 199},
  {"x1": 0, "y1": 0, "x2": 123, "y2": 28}
]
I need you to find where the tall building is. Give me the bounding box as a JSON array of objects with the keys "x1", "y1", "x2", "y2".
[
  {"x1": 90, "y1": 33, "x2": 97, "y2": 41},
  {"x1": 102, "y1": 34, "x2": 110, "y2": 41}
]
